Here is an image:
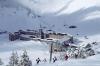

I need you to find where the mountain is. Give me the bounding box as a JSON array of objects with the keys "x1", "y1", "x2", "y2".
[
  {"x1": 0, "y1": 0, "x2": 100, "y2": 66},
  {"x1": 0, "y1": 0, "x2": 100, "y2": 37}
]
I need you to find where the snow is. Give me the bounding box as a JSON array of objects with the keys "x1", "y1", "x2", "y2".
[
  {"x1": 83, "y1": 10, "x2": 100, "y2": 21},
  {"x1": 0, "y1": 39, "x2": 49, "y2": 65},
  {"x1": 0, "y1": 0, "x2": 100, "y2": 66},
  {"x1": 0, "y1": 0, "x2": 100, "y2": 36},
  {"x1": 58, "y1": 0, "x2": 100, "y2": 15},
  {"x1": 79, "y1": 34, "x2": 100, "y2": 43},
  {"x1": 0, "y1": 34, "x2": 100, "y2": 66}
]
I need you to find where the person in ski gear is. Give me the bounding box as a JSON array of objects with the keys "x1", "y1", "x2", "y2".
[
  {"x1": 36, "y1": 58, "x2": 41, "y2": 64},
  {"x1": 65, "y1": 54, "x2": 68, "y2": 60},
  {"x1": 53, "y1": 56, "x2": 57, "y2": 63},
  {"x1": 75, "y1": 53, "x2": 78, "y2": 59}
]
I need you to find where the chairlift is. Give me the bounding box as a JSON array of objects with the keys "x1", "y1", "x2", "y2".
[
  {"x1": 37, "y1": 15, "x2": 41, "y2": 18},
  {"x1": 69, "y1": 25, "x2": 77, "y2": 28},
  {"x1": 47, "y1": 30, "x2": 52, "y2": 31}
]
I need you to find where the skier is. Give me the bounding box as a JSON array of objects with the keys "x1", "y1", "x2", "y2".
[
  {"x1": 65, "y1": 54, "x2": 68, "y2": 60},
  {"x1": 75, "y1": 53, "x2": 78, "y2": 59},
  {"x1": 53, "y1": 56, "x2": 57, "y2": 63},
  {"x1": 74, "y1": 49, "x2": 79, "y2": 59},
  {"x1": 36, "y1": 58, "x2": 41, "y2": 64}
]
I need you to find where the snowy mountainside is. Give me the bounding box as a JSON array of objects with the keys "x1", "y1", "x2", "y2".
[
  {"x1": 0, "y1": 0, "x2": 40, "y2": 32},
  {"x1": 0, "y1": 0, "x2": 100, "y2": 66},
  {"x1": 0, "y1": 7, "x2": 36, "y2": 32},
  {"x1": 0, "y1": 0, "x2": 100, "y2": 36},
  {"x1": 0, "y1": 40, "x2": 49, "y2": 65},
  {"x1": 0, "y1": 37, "x2": 100, "y2": 66}
]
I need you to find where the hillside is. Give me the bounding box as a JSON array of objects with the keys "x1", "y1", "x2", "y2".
[
  {"x1": 0, "y1": 0, "x2": 100, "y2": 66},
  {"x1": 0, "y1": 0, "x2": 100, "y2": 36}
]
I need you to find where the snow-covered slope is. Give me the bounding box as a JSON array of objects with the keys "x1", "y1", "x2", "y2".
[
  {"x1": 0, "y1": 40, "x2": 100, "y2": 66},
  {"x1": 0, "y1": 40, "x2": 49, "y2": 65},
  {"x1": 0, "y1": 0, "x2": 37, "y2": 32},
  {"x1": 1, "y1": 0, "x2": 100, "y2": 66},
  {"x1": 0, "y1": 0, "x2": 100, "y2": 36}
]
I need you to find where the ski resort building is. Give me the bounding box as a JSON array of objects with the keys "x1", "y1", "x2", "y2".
[
  {"x1": 47, "y1": 33, "x2": 67, "y2": 40},
  {"x1": 9, "y1": 29, "x2": 71, "y2": 41}
]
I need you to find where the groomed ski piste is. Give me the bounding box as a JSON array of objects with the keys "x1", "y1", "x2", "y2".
[
  {"x1": 0, "y1": 34, "x2": 100, "y2": 66},
  {"x1": 0, "y1": 0, "x2": 100, "y2": 66}
]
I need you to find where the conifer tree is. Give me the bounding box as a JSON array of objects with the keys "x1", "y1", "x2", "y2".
[
  {"x1": 8, "y1": 51, "x2": 19, "y2": 66},
  {"x1": 19, "y1": 50, "x2": 32, "y2": 66},
  {"x1": 0, "y1": 58, "x2": 3, "y2": 65}
]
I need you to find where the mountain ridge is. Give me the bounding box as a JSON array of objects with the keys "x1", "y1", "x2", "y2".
[{"x1": 0, "y1": 0, "x2": 100, "y2": 36}]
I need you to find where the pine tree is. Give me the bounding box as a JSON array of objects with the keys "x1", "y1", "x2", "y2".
[
  {"x1": 8, "y1": 51, "x2": 19, "y2": 66},
  {"x1": 0, "y1": 58, "x2": 3, "y2": 65},
  {"x1": 19, "y1": 50, "x2": 32, "y2": 66}
]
